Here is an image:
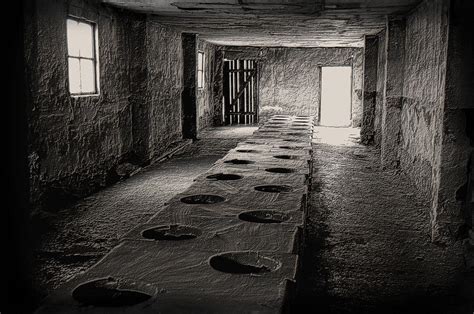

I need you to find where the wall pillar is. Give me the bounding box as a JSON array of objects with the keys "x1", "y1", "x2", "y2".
[
  {"x1": 361, "y1": 35, "x2": 378, "y2": 145},
  {"x1": 212, "y1": 48, "x2": 224, "y2": 126},
  {"x1": 380, "y1": 17, "x2": 405, "y2": 169},
  {"x1": 432, "y1": 0, "x2": 474, "y2": 244},
  {"x1": 182, "y1": 33, "x2": 198, "y2": 140},
  {"x1": 129, "y1": 16, "x2": 149, "y2": 165}
]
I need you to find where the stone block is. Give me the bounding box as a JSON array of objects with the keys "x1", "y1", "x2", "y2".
[
  {"x1": 37, "y1": 240, "x2": 299, "y2": 313},
  {"x1": 165, "y1": 180, "x2": 308, "y2": 213},
  {"x1": 122, "y1": 212, "x2": 302, "y2": 254}
]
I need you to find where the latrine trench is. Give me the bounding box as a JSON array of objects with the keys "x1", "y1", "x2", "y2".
[{"x1": 37, "y1": 115, "x2": 315, "y2": 313}]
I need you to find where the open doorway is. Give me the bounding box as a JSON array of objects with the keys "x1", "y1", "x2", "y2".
[{"x1": 320, "y1": 66, "x2": 352, "y2": 127}]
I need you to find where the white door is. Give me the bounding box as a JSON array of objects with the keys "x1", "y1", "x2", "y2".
[{"x1": 320, "y1": 66, "x2": 352, "y2": 127}]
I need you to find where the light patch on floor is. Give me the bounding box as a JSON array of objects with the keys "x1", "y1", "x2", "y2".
[{"x1": 312, "y1": 126, "x2": 361, "y2": 146}]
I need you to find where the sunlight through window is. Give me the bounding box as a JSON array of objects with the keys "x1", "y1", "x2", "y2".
[{"x1": 67, "y1": 18, "x2": 99, "y2": 95}]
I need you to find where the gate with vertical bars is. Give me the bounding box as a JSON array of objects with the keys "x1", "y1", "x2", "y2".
[{"x1": 223, "y1": 59, "x2": 258, "y2": 125}]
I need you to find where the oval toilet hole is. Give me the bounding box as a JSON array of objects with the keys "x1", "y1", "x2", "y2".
[
  {"x1": 279, "y1": 145, "x2": 303, "y2": 150},
  {"x1": 72, "y1": 277, "x2": 153, "y2": 307},
  {"x1": 181, "y1": 194, "x2": 226, "y2": 204},
  {"x1": 285, "y1": 132, "x2": 307, "y2": 136},
  {"x1": 236, "y1": 149, "x2": 259, "y2": 153},
  {"x1": 206, "y1": 173, "x2": 242, "y2": 181},
  {"x1": 142, "y1": 224, "x2": 202, "y2": 241},
  {"x1": 273, "y1": 155, "x2": 301, "y2": 160},
  {"x1": 224, "y1": 159, "x2": 255, "y2": 165},
  {"x1": 264, "y1": 125, "x2": 285, "y2": 128},
  {"x1": 209, "y1": 251, "x2": 281, "y2": 274},
  {"x1": 254, "y1": 185, "x2": 292, "y2": 193},
  {"x1": 290, "y1": 127, "x2": 308, "y2": 131},
  {"x1": 265, "y1": 167, "x2": 297, "y2": 174},
  {"x1": 239, "y1": 210, "x2": 290, "y2": 224}
]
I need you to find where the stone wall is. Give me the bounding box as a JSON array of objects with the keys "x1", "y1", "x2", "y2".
[
  {"x1": 197, "y1": 40, "x2": 218, "y2": 131},
  {"x1": 360, "y1": 36, "x2": 378, "y2": 144},
  {"x1": 434, "y1": 0, "x2": 474, "y2": 242},
  {"x1": 373, "y1": 29, "x2": 386, "y2": 148},
  {"x1": 25, "y1": 0, "x2": 184, "y2": 210},
  {"x1": 223, "y1": 46, "x2": 363, "y2": 125},
  {"x1": 393, "y1": 0, "x2": 473, "y2": 242},
  {"x1": 400, "y1": 0, "x2": 449, "y2": 202},
  {"x1": 145, "y1": 20, "x2": 183, "y2": 160}
]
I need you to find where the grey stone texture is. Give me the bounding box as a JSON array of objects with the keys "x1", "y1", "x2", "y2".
[
  {"x1": 380, "y1": 17, "x2": 405, "y2": 170},
  {"x1": 373, "y1": 29, "x2": 386, "y2": 148},
  {"x1": 361, "y1": 35, "x2": 379, "y2": 144}
]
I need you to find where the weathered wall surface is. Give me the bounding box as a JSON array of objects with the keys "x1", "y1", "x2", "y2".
[
  {"x1": 212, "y1": 47, "x2": 225, "y2": 126},
  {"x1": 25, "y1": 0, "x2": 184, "y2": 210},
  {"x1": 145, "y1": 20, "x2": 183, "y2": 159},
  {"x1": 223, "y1": 46, "x2": 363, "y2": 125},
  {"x1": 373, "y1": 29, "x2": 386, "y2": 148},
  {"x1": 197, "y1": 40, "x2": 218, "y2": 131},
  {"x1": 380, "y1": 18, "x2": 406, "y2": 169},
  {"x1": 435, "y1": 0, "x2": 474, "y2": 243},
  {"x1": 398, "y1": 0, "x2": 474, "y2": 243},
  {"x1": 361, "y1": 36, "x2": 378, "y2": 144},
  {"x1": 400, "y1": 0, "x2": 449, "y2": 202}
]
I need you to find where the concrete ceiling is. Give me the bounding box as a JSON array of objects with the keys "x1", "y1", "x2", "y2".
[{"x1": 102, "y1": 0, "x2": 421, "y2": 47}]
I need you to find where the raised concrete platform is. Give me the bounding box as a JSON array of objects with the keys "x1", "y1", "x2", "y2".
[
  {"x1": 36, "y1": 115, "x2": 314, "y2": 313},
  {"x1": 37, "y1": 241, "x2": 299, "y2": 313}
]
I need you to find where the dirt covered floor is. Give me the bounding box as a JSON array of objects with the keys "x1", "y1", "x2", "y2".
[
  {"x1": 31, "y1": 126, "x2": 257, "y2": 304},
  {"x1": 296, "y1": 127, "x2": 473, "y2": 313}
]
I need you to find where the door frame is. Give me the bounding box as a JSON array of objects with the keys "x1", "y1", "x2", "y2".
[{"x1": 223, "y1": 59, "x2": 259, "y2": 125}]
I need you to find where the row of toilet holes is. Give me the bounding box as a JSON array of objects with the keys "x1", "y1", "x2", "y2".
[{"x1": 70, "y1": 119, "x2": 311, "y2": 307}]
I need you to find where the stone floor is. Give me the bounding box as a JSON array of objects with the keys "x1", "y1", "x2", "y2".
[
  {"x1": 296, "y1": 127, "x2": 474, "y2": 313},
  {"x1": 32, "y1": 126, "x2": 257, "y2": 304},
  {"x1": 32, "y1": 125, "x2": 474, "y2": 313}
]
